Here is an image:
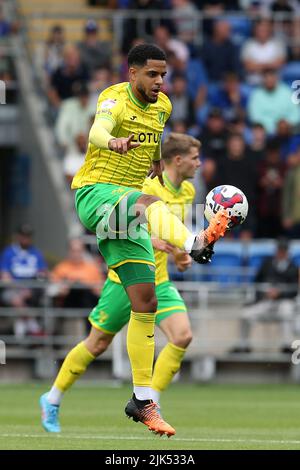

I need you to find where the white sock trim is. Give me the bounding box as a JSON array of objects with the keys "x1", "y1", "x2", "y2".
[
  {"x1": 151, "y1": 389, "x2": 160, "y2": 404},
  {"x1": 133, "y1": 386, "x2": 153, "y2": 401},
  {"x1": 47, "y1": 386, "x2": 63, "y2": 406}
]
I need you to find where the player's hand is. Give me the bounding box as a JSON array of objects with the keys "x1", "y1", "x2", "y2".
[
  {"x1": 108, "y1": 134, "x2": 140, "y2": 155},
  {"x1": 148, "y1": 160, "x2": 164, "y2": 186},
  {"x1": 151, "y1": 237, "x2": 174, "y2": 253},
  {"x1": 174, "y1": 251, "x2": 192, "y2": 272}
]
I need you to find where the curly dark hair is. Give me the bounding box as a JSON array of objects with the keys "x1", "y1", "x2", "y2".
[{"x1": 128, "y1": 44, "x2": 166, "y2": 67}]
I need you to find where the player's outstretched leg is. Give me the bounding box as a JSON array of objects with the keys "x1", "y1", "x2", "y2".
[
  {"x1": 139, "y1": 196, "x2": 229, "y2": 262},
  {"x1": 125, "y1": 394, "x2": 175, "y2": 437}
]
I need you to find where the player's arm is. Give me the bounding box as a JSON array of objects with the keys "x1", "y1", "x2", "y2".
[{"x1": 90, "y1": 120, "x2": 139, "y2": 154}]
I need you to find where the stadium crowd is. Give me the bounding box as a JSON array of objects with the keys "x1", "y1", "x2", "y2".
[{"x1": 31, "y1": 0, "x2": 300, "y2": 240}]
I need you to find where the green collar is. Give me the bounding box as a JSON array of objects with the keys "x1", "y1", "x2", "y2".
[
  {"x1": 126, "y1": 83, "x2": 150, "y2": 111},
  {"x1": 163, "y1": 172, "x2": 182, "y2": 195}
]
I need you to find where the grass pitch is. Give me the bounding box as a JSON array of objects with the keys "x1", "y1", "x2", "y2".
[{"x1": 0, "y1": 383, "x2": 300, "y2": 450}]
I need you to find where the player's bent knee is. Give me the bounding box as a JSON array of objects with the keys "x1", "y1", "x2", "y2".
[
  {"x1": 132, "y1": 297, "x2": 157, "y2": 313},
  {"x1": 85, "y1": 332, "x2": 113, "y2": 357},
  {"x1": 173, "y1": 330, "x2": 193, "y2": 348},
  {"x1": 90, "y1": 337, "x2": 112, "y2": 357}
]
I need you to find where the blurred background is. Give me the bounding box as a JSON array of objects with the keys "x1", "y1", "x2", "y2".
[{"x1": 1, "y1": 0, "x2": 300, "y2": 385}]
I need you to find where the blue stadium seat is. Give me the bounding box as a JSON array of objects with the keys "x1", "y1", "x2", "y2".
[
  {"x1": 226, "y1": 15, "x2": 252, "y2": 46},
  {"x1": 289, "y1": 241, "x2": 300, "y2": 267},
  {"x1": 206, "y1": 241, "x2": 244, "y2": 284},
  {"x1": 281, "y1": 62, "x2": 300, "y2": 86}
]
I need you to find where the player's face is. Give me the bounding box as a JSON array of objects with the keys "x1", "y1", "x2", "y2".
[
  {"x1": 130, "y1": 60, "x2": 167, "y2": 104},
  {"x1": 179, "y1": 146, "x2": 201, "y2": 179}
]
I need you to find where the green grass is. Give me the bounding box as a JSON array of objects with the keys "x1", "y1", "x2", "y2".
[{"x1": 1, "y1": 383, "x2": 300, "y2": 450}]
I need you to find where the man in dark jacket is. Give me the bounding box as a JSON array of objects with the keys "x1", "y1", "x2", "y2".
[{"x1": 235, "y1": 238, "x2": 298, "y2": 353}]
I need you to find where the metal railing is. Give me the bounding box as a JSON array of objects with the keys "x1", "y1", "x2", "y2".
[{"x1": 20, "y1": 9, "x2": 300, "y2": 49}]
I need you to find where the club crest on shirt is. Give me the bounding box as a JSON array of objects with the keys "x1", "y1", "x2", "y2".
[
  {"x1": 158, "y1": 111, "x2": 165, "y2": 124},
  {"x1": 100, "y1": 99, "x2": 117, "y2": 110}
]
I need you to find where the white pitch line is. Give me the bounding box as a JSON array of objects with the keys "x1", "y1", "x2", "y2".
[{"x1": 1, "y1": 433, "x2": 300, "y2": 446}]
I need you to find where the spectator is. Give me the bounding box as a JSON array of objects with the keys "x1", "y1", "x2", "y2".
[
  {"x1": 227, "y1": 115, "x2": 252, "y2": 144},
  {"x1": 78, "y1": 20, "x2": 112, "y2": 75},
  {"x1": 248, "y1": 68, "x2": 300, "y2": 134},
  {"x1": 51, "y1": 238, "x2": 104, "y2": 309},
  {"x1": 89, "y1": 66, "x2": 114, "y2": 110},
  {"x1": 35, "y1": 25, "x2": 65, "y2": 85},
  {"x1": 200, "y1": 157, "x2": 219, "y2": 194},
  {"x1": 200, "y1": 1, "x2": 226, "y2": 37},
  {"x1": 270, "y1": 0, "x2": 294, "y2": 39},
  {"x1": 171, "y1": 0, "x2": 199, "y2": 43},
  {"x1": 232, "y1": 238, "x2": 298, "y2": 354},
  {"x1": 0, "y1": 224, "x2": 48, "y2": 338},
  {"x1": 0, "y1": 4, "x2": 10, "y2": 37},
  {"x1": 168, "y1": 73, "x2": 195, "y2": 126},
  {"x1": 198, "y1": 108, "x2": 228, "y2": 161},
  {"x1": 48, "y1": 44, "x2": 89, "y2": 111},
  {"x1": 216, "y1": 133, "x2": 258, "y2": 237},
  {"x1": 257, "y1": 138, "x2": 286, "y2": 237},
  {"x1": 241, "y1": 18, "x2": 287, "y2": 85},
  {"x1": 153, "y1": 25, "x2": 190, "y2": 64},
  {"x1": 209, "y1": 72, "x2": 249, "y2": 121},
  {"x1": 55, "y1": 81, "x2": 93, "y2": 153},
  {"x1": 201, "y1": 20, "x2": 240, "y2": 81},
  {"x1": 169, "y1": 120, "x2": 188, "y2": 134},
  {"x1": 248, "y1": 122, "x2": 267, "y2": 164},
  {"x1": 276, "y1": 119, "x2": 300, "y2": 161},
  {"x1": 63, "y1": 133, "x2": 87, "y2": 184},
  {"x1": 282, "y1": 145, "x2": 300, "y2": 238},
  {"x1": 121, "y1": 0, "x2": 171, "y2": 54},
  {"x1": 167, "y1": 51, "x2": 208, "y2": 116}
]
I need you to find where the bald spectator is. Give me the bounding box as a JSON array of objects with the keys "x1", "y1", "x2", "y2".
[
  {"x1": 241, "y1": 18, "x2": 287, "y2": 85},
  {"x1": 48, "y1": 44, "x2": 89, "y2": 111}
]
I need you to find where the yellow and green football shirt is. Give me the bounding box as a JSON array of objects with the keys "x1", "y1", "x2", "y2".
[
  {"x1": 108, "y1": 173, "x2": 195, "y2": 286},
  {"x1": 72, "y1": 82, "x2": 172, "y2": 191}
]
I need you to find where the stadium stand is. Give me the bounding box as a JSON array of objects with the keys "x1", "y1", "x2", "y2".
[{"x1": 1, "y1": 0, "x2": 300, "y2": 384}]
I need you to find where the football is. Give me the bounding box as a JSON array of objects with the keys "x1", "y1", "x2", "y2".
[{"x1": 204, "y1": 185, "x2": 248, "y2": 228}]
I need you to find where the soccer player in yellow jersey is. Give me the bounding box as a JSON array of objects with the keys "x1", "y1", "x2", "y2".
[{"x1": 40, "y1": 44, "x2": 229, "y2": 436}]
